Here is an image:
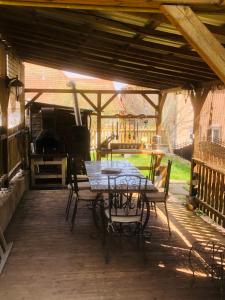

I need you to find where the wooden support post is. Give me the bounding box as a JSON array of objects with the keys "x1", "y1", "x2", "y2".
[
  {"x1": 0, "y1": 44, "x2": 9, "y2": 187},
  {"x1": 190, "y1": 88, "x2": 210, "y2": 158},
  {"x1": 96, "y1": 92, "x2": 102, "y2": 160},
  {"x1": 156, "y1": 92, "x2": 167, "y2": 135},
  {"x1": 160, "y1": 5, "x2": 225, "y2": 85},
  {"x1": 20, "y1": 63, "x2": 25, "y2": 126}
]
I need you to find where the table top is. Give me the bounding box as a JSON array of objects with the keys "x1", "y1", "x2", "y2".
[{"x1": 85, "y1": 160, "x2": 156, "y2": 192}]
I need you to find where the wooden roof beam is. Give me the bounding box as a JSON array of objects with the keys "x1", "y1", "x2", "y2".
[
  {"x1": 161, "y1": 5, "x2": 225, "y2": 85},
  {"x1": 25, "y1": 89, "x2": 160, "y2": 94},
  {"x1": 0, "y1": 1, "x2": 224, "y2": 11}
]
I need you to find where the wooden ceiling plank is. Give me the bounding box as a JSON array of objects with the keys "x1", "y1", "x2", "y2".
[
  {"x1": 4, "y1": 22, "x2": 211, "y2": 70},
  {"x1": 22, "y1": 53, "x2": 170, "y2": 88},
  {"x1": 9, "y1": 33, "x2": 215, "y2": 80},
  {"x1": 161, "y1": 5, "x2": 225, "y2": 84},
  {"x1": 19, "y1": 47, "x2": 193, "y2": 85},
  {"x1": 0, "y1": 8, "x2": 203, "y2": 61}
]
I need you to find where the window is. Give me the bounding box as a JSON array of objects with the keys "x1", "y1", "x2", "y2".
[{"x1": 207, "y1": 125, "x2": 221, "y2": 143}]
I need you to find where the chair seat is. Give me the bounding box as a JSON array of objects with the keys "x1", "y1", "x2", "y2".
[
  {"x1": 77, "y1": 174, "x2": 88, "y2": 181},
  {"x1": 78, "y1": 190, "x2": 97, "y2": 201},
  {"x1": 78, "y1": 181, "x2": 90, "y2": 190},
  {"x1": 146, "y1": 192, "x2": 166, "y2": 202},
  {"x1": 105, "y1": 209, "x2": 141, "y2": 223},
  {"x1": 68, "y1": 181, "x2": 90, "y2": 190}
]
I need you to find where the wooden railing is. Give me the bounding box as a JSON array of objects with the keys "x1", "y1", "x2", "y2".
[
  {"x1": 7, "y1": 129, "x2": 24, "y2": 178},
  {"x1": 0, "y1": 135, "x2": 5, "y2": 178},
  {"x1": 0, "y1": 125, "x2": 28, "y2": 187},
  {"x1": 190, "y1": 158, "x2": 225, "y2": 227},
  {"x1": 90, "y1": 128, "x2": 168, "y2": 148}
]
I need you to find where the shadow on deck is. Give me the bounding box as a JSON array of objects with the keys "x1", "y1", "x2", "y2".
[{"x1": 0, "y1": 190, "x2": 223, "y2": 300}]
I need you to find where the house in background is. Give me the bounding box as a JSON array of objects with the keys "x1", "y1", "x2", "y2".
[{"x1": 25, "y1": 63, "x2": 161, "y2": 148}]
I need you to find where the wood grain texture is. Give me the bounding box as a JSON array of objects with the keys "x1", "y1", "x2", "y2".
[{"x1": 161, "y1": 5, "x2": 225, "y2": 84}]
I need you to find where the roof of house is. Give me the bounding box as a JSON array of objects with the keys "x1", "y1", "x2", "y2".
[{"x1": 25, "y1": 63, "x2": 155, "y2": 115}]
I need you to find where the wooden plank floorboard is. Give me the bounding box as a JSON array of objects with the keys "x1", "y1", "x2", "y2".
[{"x1": 0, "y1": 190, "x2": 221, "y2": 300}]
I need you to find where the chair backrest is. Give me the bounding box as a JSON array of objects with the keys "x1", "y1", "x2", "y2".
[
  {"x1": 107, "y1": 174, "x2": 148, "y2": 222},
  {"x1": 148, "y1": 154, "x2": 159, "y2": 183},
  {"x1": 67, "y1": 154, "x2": 86, "y2": 192},
  {"x1": 164, "y1": 160, "x2": 172, "y2": 197}
]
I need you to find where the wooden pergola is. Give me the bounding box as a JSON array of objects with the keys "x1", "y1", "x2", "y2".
[
  {"x1": 25, "y1": 88, "x2": 160, "y2": 158},
  {"x1": 0, "y1": 1, "x2": 224, "y2": 156}
]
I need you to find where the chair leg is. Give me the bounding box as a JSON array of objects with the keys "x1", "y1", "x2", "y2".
[
  {"x1": 92, "y1": 194, "x2": 102, "y2": 230},
  {"x1": 71, "y1": 196, "x2": 78, "y2": 232},
  {"x1": 153, "y1": 201, "x2": 157, "y2": 216},
  {"x1": 164, "y1": 202, "x2": 171, "y2": 235},
  {"x1": 66, "y1": 189, "x2": 73, "y2": 220}
]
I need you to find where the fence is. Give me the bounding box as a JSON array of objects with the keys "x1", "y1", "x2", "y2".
[
  {"x1": 190, "y1": 158, "x2": 225, "y2": 227},
  {"x1": 90, "y1": 126, "x2": 168, "y2": 149},
  {"x1": 196, "y1": 139, "x2": 225, "y2": 173}
]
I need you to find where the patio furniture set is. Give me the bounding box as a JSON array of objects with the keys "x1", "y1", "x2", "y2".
[{"x1": 65, "y1": 154, "x2": 172, "y2": 261}]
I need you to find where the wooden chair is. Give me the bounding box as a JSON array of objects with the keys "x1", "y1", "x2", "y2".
[
  {"x1": 146, "y1": 160, "x2": 172, "y2": 235},
  {"x1": 148, "y1": 153, "x2": 163, "y2": 183},
  {"x1": 66, "y1": 155, "x2": 96, "y2": 229},
  {"x1": 102, "y1": 174, "x2": 150, "y2": 262}
]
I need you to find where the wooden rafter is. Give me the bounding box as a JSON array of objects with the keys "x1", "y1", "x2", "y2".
[
  {"x1": 101, "y1": 93, "x2": 118, "y2": 111},
  {"x1": 161, "y1": 5, "x2": 225, "y2": 85},
  {"x1": 79, "y1": 92, "x2": 97, "y2": 111},
  {"x1": 142, "y1": 94, "x2": 158, "y2": 110},
  {"x1": 25, "y1": 92, "x2": 43, "y2": 109}
]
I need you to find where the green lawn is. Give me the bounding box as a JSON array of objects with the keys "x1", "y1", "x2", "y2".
[{"x1": 96, "y1": 153, "x2": 191, "y2": 182}]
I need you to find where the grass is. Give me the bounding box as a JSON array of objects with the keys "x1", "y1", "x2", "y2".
[{"x1": 96, "y1": 153, "x2": 191, "y2": 182}]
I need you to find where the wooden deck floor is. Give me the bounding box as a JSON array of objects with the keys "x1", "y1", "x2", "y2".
[{"x1": 0, "y1": 190, "x2": 223, "y2": 300}]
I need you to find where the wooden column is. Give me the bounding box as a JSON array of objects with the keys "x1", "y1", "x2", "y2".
[
  {"x1": 0, "y1": 44, "x2": 9, "y2": 187},
  {"x1": 160, "y1": 5, "x2": 225, "y2": 85},
  {"x1": 20, "y1": 63, "x2": 25, "y2": 127},
  {"x1": 190, "y1": 88, "x2": 210, "y2": 158},
  {"x1": 156, "y1": 92, "x2": 167, "y2": 135},
  {"x1": 96, "y1": 92, "x2": 102, "y2": 160}
]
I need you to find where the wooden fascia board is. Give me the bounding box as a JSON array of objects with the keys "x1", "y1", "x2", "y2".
[{"x1": 161, "y1": 5, "x2": 225, "y2": 85}]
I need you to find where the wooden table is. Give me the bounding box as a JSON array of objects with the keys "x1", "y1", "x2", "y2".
[{"x1": 85, "y1": 160, "x2": 156, "y2": 193}]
